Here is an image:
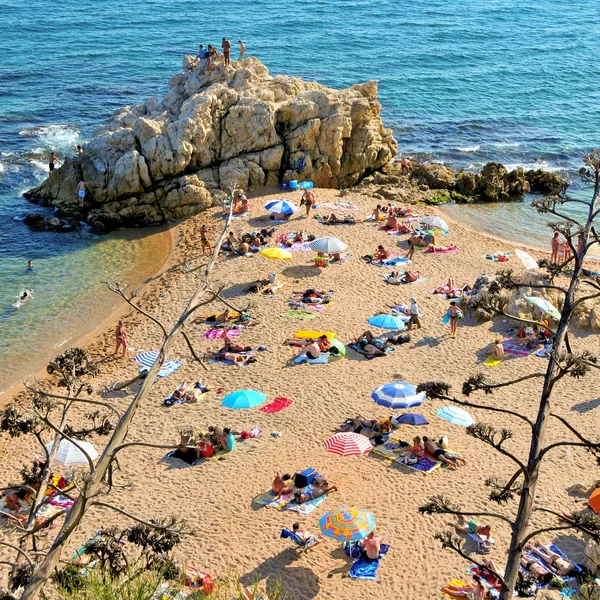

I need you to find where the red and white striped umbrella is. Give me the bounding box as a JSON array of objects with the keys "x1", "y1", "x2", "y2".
[{"x1": 324, "y1": 432, "x2": 372, "y2": 457}]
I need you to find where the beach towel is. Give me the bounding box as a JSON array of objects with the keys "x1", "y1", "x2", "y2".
[
  {"x1": 295, "y1": 330, "x2": 337, "y2": 339},
  {"x1": 384, "y1": 273, "x2": 428, "y2": 285},
  {"x1": 442, "y1": 579, "x2": 472, "y2": 598},
  {"x1": 370, "y1": 443, "x2": 400, "y2": 461},
  {"x1": 260, "y1": 397, "x2": 293, "y2": 413},
  {"x1": 203, "y1": 328, "x2": 242, "y2": 339},
  {"x1": 265, "y1": 493, "x2": 293, "y2": 510},
  {"x1": 164, "y1": 450, "x2": 205, "y2": 467},
  {"x1": 424, "y1": 246, "x2": 458, "y2": 254},
  {"x1": 315, "y1": 201, "x2": 359, "y2": 211},
  {"x1": 287, "y1": 494, "x2": 327, "y2": 515},
  {"x1": 348, "y1": 343, "x2": 393, "y2": 359},
  {"x1": 294, "y1": 352, "x2": 330, "y2": 365},
  {"x1": 396, "y1": 453, "x2": 441, "y2": 473},
  {"x1": 482, "y1": 355, "x2": 503, "y2": 367},
  {"x1": 503, "y1": 339, "x2": 538, "y2": 357},
  {"x1": 484, "y1": 252, "x2": 511, "y2": 262},
  {"x1": 372, "y1": 256, "x2": 411, "y2": 267},
  {"x1": 279, "y1": 242, "x2": 312, "y2": 251},
  {"x1": 317, "y1": 218, "x2": 357, "y2": 226},
  {"x1": 135, "y1": 351, "x2": 182, "y2": 378},
  {"x1": 468, "y1": 532, "x2": 496, "y2": 545},
  {"x1": 252, "y1": 489, "x2": 278, "y2": 508},
  {"x1": 288, "y1": 301, "x2": 326, "y2": 312},
  {"x1": 536, "y1": 343, "x2": 553, "y2": 358},
  {"x1": 281, "y1": 309, "x2": 317, "y2": 321},
  {"x1": 349, "y1": 544, "x2": 390, "y2": 580}
]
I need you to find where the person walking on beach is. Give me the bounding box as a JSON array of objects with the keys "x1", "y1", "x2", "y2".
[
  {"x1": 445, "y1": 301, "x2": 462, "y2": 339},
  {"x1": 200, "y1": 224, "x2": 213, "y2": 255},
  {"x1": 238, "y1": 40, "x2": 245, "y2": 61},
  {"x1": 407, "y1": 296, "x2": 421, "y2": 330},
  {"x1": 551, "y1": 231, "x2": 560, "y2": 264},
  {"x1": 300, "y1": 188, "x2": 315, "y2": 217},
  {"x1": 222, "y1": 38, "x2": 231, "y2": 67},
  {"x1": 49, "y1": 152, "x2": 61, "y2": 172},
  {"x1": 115, "y1": 320, "x2": 128, "y2": 357},
  {"x1": 77, "y1": 180, "x2": 86, "y2": 207}
]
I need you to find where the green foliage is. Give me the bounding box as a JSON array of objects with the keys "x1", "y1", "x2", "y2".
[
  {"x1": 203, "y1": 574, "x2": 289, "y2": 600},
  {"x1": 421, "y1": 191, "x2": 472, "y2": 205}
]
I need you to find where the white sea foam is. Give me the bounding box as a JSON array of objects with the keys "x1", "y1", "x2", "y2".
[
  {"x1": 20, "y1": 124, "x2": 80, "y2": 155},
  {"x1": 489, "y1": 142, "x2": 521, "y2": 148},
  {"x1": 504, "y1": 161, "x2": 556, "y2": 172},
  {"x1": 455, "y1": 144, "x2": 480, "y2": 152}
]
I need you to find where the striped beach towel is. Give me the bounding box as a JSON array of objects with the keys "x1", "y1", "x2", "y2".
[{"x1": 135, "y1": 351, "x2": 182, "y2": 378}]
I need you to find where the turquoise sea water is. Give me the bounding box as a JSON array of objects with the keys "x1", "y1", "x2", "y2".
[{"x1": 1, "y1": 0, "x2": 599, "y2": 387}]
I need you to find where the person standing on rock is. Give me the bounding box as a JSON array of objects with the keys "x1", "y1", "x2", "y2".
[
  {"x1": 237, "y1": 40, "x2": 245, "y2": 62},
  {"x1": 77, "y1": 180, "x2": 86, "y2": 208},
  {"x1": 74, "y1": 145, "x2": 83, "y2": 159},
  {"x1": 206, "y1": 45, "x2": 215, "y2": 71},
  {"x1": 49, "y1": 152, "x2": 61, "y2": 172},
  {"x1": 222, "y1": 38, "x2": 231, "y2": 67}
]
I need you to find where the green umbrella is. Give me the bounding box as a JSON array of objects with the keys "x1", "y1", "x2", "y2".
[{"x1": 329, "y1": 339, "x2": 346, "y2": 357}]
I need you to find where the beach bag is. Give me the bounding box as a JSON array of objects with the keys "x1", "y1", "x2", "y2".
[
  {"x1": 344, "y1": 541, "x2": 362, "y2": 558},
  {"x1": 477, "y1": 539, "x2": 492, "y2": 555}
]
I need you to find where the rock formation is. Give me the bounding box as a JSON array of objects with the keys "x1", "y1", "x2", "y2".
[{"x1": 24, "y1": 56, "x2": 397, "y2": 232}]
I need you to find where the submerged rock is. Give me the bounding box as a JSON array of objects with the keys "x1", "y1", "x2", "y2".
[
  {"x1": 23, "y1": 212, "x2": 78, "y2": 232},
  {"x1": 25, "y1": 57, "x2": 397, "y2": 232}
]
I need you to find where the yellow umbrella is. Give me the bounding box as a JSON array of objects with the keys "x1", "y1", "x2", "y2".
[{"x1": 261, "y1": 248, "x2": 293, "y2": 261}]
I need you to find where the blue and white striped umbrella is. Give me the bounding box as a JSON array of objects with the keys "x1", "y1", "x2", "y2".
[
  {"x1": 264, "y1": 199, "x2": 298, "y2": 215},
  {"x1": 135, "y1": 351, "x2": 182, "y2": 378},
  {"x1": 436, "y1": 406, "x2": 475, "y2": 428},
  {"x1": 371, "y1": 382, "x2": 425, "y2": 409}
]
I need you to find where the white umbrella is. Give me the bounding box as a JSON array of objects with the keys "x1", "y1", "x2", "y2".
[
  {"x1": 515, "y1": 249, "x2": 538, "y2": 271},
  {"x1": 45, "y1": 439, "x2": 99, "y2": 466},
  {"x1": 421, "y1": 216, "x2": 449, "y2": 232},
  {"x1": 309, "y1": 237, "x2": 347, "y2": 254}
]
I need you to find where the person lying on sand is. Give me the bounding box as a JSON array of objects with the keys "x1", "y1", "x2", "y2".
[
  {"x1": 272, "y1": 472, "x2": 293, "y2": 497},
  {"x1": 423, "y1": 436, "x2": 466, "y2": 469},
  {"x1": 490, "y1": 338, "x2": 505, "y2": 360},
  {"x1": 354, "y1": 331, "x2": 387, "y2": 356},
  {"x1": 397, "y1": 220, "x2": 415, "y2": 233},
  {"x1": 205, "y1": 309, "x2": 232, "y2": 323},
  {"x1": 447, "y1": 516, "x2": 490, "y2": 540},
  {"x1": 208, "y1": 350, "x2": 256, "y2": 365},
  {"x1": 326, "y1": 213, "x2": 361, "y2": 224},
  {"x1": 520, "y1": 556, "x2": 553, "y2": 584},
  {"x1": 223, "y1": 333, "x2": 252, "y2": 353},
  {"x1": 425, "y1": 244, "x2": 457, "y2": 253},
  {"x1": 185, "y1": 381, "x2": 210, "y2": 403},
  {"x1": 525, "y1": 541, "x2": 577, "y2": 576},
  {"x1": 388, "y1": 269, "x2": 421, "y2": 284},
  {"x1": 443, "y1": 574, "x2": 490, "y2": 599},
  {"x1": 353, "y1": 415, "x2": 385, "y2": 438},
  {"x1": 293, "y1": 483, "x2": 337, "y2": 504}
]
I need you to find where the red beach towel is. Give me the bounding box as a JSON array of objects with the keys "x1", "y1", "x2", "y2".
[{"x1": 259, "y1": 397, "x2": 293, "y2": 413}]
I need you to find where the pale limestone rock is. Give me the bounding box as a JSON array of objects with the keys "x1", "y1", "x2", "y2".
[{"x1": 25, "y1": 56, "x2": 397, "y2": 231}]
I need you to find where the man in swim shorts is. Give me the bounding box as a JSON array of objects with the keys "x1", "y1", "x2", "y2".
[
  {"x1": 222, "y1": 38, "x2": 231, "y2": 66},
  {"x1": 77, "y1": 180, "x2": 86, "y2": 207}
]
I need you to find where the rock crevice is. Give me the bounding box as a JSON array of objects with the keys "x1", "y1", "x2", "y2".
[{"x1": 25, "y1": 56, "x2": 397, "y2": 232}]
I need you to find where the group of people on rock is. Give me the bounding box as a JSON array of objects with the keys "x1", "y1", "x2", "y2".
[{"x1": 189, "y1": 39, "x2": 246, "y2": 71}]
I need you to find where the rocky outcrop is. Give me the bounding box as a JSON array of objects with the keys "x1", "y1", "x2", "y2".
[
  {"x1": 476, "y1": 162, "x2": 530, "y2": 201},
  {"x1": 22, "y1": 212, "x2": 78, "y2": 233},
  {"x1": 525, "y1": 169, "x2": 564, "y2": 194},
  {"x1": 411, "y1": 163, "x2": 455, "y2": 190},
  {"x1": 24, "y1": 57, "x2": 397, "y2": 232}
]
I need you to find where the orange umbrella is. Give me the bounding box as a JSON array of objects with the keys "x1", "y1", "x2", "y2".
[{"x1": 589, "y1": 488, "x2": 600, "y2": 514}]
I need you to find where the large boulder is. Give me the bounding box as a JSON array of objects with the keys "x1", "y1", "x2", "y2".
[
  {"x1": 24, "y1": 57, "x2": 397, "y2": 232},
  {"x1": 525, "y1": 169, "x2": 564, "y2": 195},
  {"x1": 411, "y1": 163, "x2": 455, "y2": 190},
  {"x1": 477, "y1": 162, "x2": 530, "y2": 201}
]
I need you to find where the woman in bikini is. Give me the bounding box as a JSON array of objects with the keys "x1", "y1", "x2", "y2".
[
  {"x1": 423, "y1": 436, "x2": 466, "y2": 468},
  {"x1": 525, "y1": 541, "x2": 577, "y2": 576},
  {"x1": 374, "y1": 245, "x2": 391, "y2": 261},
  {"x1": 293, "y1": 484, "x2": 337, "y2": 504},
  {"x1": 115, "y1": 321, "x2": 128, "y2": 356}
]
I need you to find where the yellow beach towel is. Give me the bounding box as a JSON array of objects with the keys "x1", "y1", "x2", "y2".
[
  {"x1": 294, "y1": 330, "x2": 337, "y2": 340},
  {"x1": 483, "y1": 355, "x2": 503, "y2": 367}
]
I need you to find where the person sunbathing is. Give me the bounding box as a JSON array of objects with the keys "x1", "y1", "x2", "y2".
[
  {"x1": 490, "y1": 339, "x2": 505, "y2": 360},
  {"x1": 293, "y1": 231, "x2": 305, "y2": 242},
  {"x1": 205, "y1": 309, "x2": 232, "y2": 323},
  {"x1": 272, "y1": 472, "x2": 293, "y2": 497},
  {"x1": 443, "y1": 574, "x2": 489, "y2": 599},
  {"x1": 525, "y1": 541, "x2": 577, "y2": 576},
  {"x1": 397, "y1": 220, "x2": 414, "y2": 233},
  {"x1": 368, "y1": 205, "x2": 383, "y2": 221},
  {"x1": 223, "y1": 334, "x2": 252, "y2": 353},
  {"x1": 208, "y1": 350, "x2": 256, "y2": 365},
  {"x1": 425, "y1": 244, "x2": 457, "y2": 253},
  {"x1": 381, "y1": 214, "x2": 397, "y2": 231},
  {"x1": 520, "y1": 556, "x2": 553, "y2": 584},
  {"x1": 406, "y1": 436, "x2": 425, "y2": 458},
  {"x1": 236, "y1": 241, "x2": 250, "y2": 255},
  {"x1": 374, "y1": 245, "x2": 392, "y2": 261},
  {"x1": 398, "y1": 206, "x2": 416, "y2": 217},
  {"x1": 249, "y1": 237, "x2": 262, "y2": 252},
  {"x1": 170, "y1": 381, "x2": 192, "y2": 401},
  {"x1": 353, "y1": 415, "x2": 384, "y2": 438},
  {"x1": 293, "y1": 483, "x2": 337, "y2": 504},
  {"x1": 401, "y1": 270, "x2": 420, "y2": 283},
  {"x1": 354, "y1": 331, "x2": 386, "y2": 356},
  {"x1": 423, "y1": 436, "x2": 466, "y2": 469},
  {"x1": 448, "y1": 516, "x2": 491, "y2": 540},
  {"x1": 292, "y1": 522, "x2": 320, "y2": 545},
  {"x1": 185, "y1": 381, "x2": 210, "y2": 403}
]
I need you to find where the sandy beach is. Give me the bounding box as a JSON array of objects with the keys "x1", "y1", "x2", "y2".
[{"x1": 1, "y1": 187, "x2": 598, "y2": 599}]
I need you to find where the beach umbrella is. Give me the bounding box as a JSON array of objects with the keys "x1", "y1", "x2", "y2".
[
  {"x1": 264, "y1": 199, "x2": 297, "y2": 215},
  {"x1": 309, "y1": 237, "x2": 347, "y2": 254},
  {"x1": 515, "y1": 249, "x2": 538, "y2": 271},
  {"x1": 324, "y1": 432, "x2": 372, "y2": 457},
  {"x1": 367, "y1": 314, "x2": 406, "y2": 330},
  {"x1": 421, "y1": 216, "x2": 449, "y2": 232},
  {"x1": 135, "y1": 351, "x2": 182, "y2": 378},
  {"x1": 260, "y1": 248, "x2": 293, "y2": 261},
  {"x1": 319, "y1": 507, "x2": 376, "y2": 541},
  {"x1": 392, "y1": 413, "x2": 429, "y2": 427},
  {"x1": 525, "y1": 296, "x2": 562, "y2": 321},
  {"x1": 589, "y1": 488, "x2": 600, "y2": 514},
  {"x1": 436, "y1": 406, "x2": 475, "y2": 428},
  {"x1": 371, "y1": 381, "x2": 425, "y2": 409},
  {"x1": 44, "y1": 439, "x2": 98, "y2": 466},
  {"x1": 329, "y1": 338, "x2": 346, "y2": 357},
  {"x1": 221, "y1": 389, "x2": 266, "y2": 409}
]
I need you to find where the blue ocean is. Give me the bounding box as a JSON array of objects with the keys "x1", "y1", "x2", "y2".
[{"x1": 1, "y1": 0, "x2": 599, "y2": 389}]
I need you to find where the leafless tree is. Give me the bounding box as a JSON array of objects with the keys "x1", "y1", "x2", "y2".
[{"x1": 417, "y1": 150, "x2": 600, "y2": 598}]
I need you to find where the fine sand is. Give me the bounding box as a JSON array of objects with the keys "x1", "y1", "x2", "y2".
[{"x1": 1, "y1": 187, "x2": 599, "y2": 599}]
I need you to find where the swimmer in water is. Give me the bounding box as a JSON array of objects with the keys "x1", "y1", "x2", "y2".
[
  {"x1": 27, "y1": 260, "x2": 35, "y2": 270},
  {"x1": 21, "y1": 289, "x2": 32, "y2": 301}
]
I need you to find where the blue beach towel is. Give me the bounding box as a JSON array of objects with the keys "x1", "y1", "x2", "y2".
[
  {"x1": 135, "y1": 351, "x2": 182, "y2": 378},
  {"x1": 294, "y1": 352, "x2": 330, "y2": 365},
  {"x1": 372, "y1": 257, "x2": 411, "y2": 267},
  {"x1": 349, "y1": 544, "x2": 390, "y2": 580},
  {"x1": 287, "y1": 493, "x2": 327, "y2": 514}
]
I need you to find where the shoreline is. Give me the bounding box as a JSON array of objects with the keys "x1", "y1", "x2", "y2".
[{"x1": 0, "y1": 224, "x2": 176, "y2": 402}]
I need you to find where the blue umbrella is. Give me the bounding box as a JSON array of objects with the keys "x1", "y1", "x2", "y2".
[
  {"x1": 264, "y1": 199, "x2": 297, "y2": 215},
  {"x1": 367, "y1": 314, "x2": 405, "y2": 330},
  {"x1": 436, "y1": 406, "x2": 474, "y2": 428},
  {"x1": 221, "y1": 389, "x2": 266, "y2": 409},
  {"x1": 393, "y1": 413, "x2": 429, "y2": 426},
  {"x1": 371, "y1": 382, "x2": 425, "y2": 409}
]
